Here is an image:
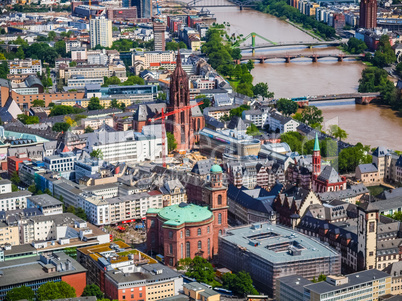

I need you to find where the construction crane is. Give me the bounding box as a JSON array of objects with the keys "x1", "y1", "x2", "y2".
[{"x1": 148, "y1": 101, "x2": 203, "y2": 168}]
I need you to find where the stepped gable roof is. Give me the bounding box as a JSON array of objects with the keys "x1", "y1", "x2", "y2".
[{"x1": 317, "y1": 165, "x2": 342, "y2": 183}]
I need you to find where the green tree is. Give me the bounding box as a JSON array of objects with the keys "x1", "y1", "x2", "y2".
[
  {"x1": 52, "y1": 122, "x2": 71, "y2": 132},
  {"x1": 69, "y1": 61, "x2": 77, "y2": 67},
  {"x1": 87, "y1": 97, "x2": 104, "y2": 110},
  {"x1": 246, "y1": 123, "x2": 260, "y2": 136},
  {"x1": 246, "y1": 59, "x2": 254, "y2": 72},
  {"x1": 10, "y1": 171, "x2": 21, "y2": 185},
  {"x1": 103, "y1": 76, "x2": 121, "y2": 87},
  {"x1": 37, "y1": 281, "x2": 76, "y2": 301},
  {"x1": 110, "y1": 99, "x2": 120, "y2": 108},
  {"x1": 82, "y1": 284, "x2": 104, "y2": 299},
  {"x1": 344, "y1": 37, "x2": 367, "y2": 54},
  {"x1": 300, "y1": 106, "x2": 323, "y2": 126},
  {"x1": 31, "y1": 99, "x2": 45, "y2": 107},
  {"x1": 328, "y1": 125, "x2": 348, "y2": 141},
  {"x1": 50, "y1": 105, "x2": 84, "y2": 116},
  {"x1": 90, "y1": 149, "x2": 103, "y2": 160},
  {"x1": 55, "y1": 40, "x2": 66, "y2": 57},
  {"x1": 335, "y1": 143, "x2": 371, "y2": 173},
  {"x1": 229, "y1": 104, "x2": 250, "y2": 118},
  {"x1": 12, "y1": 184, "x2": 18, "y2": 192},
  {"x1": 167, "y1": 132, "x2": 177, "y2": 152},
  {"x1": 196, "y1": 95, "x2": 210, "y2": 112},
  {"x1": 123, "y1": 76, "x2": 145, "y2": 86},
  {"x1": 85, "y1": 126, "x2": 94, "y2": 133},
  {"x1": 185, "y1": 256, "x2": 215, "y2": 285},
  {"x1": 220, "y1": 114, "x2": 230, "y2": 122},
  {"x1": 280, "y1": 131, "x2": 303, "y2": 153},
  {"x1": 48, "y1": 31, "x2": 57, "y2": 41},
  {"x1": 386, "y1": 211, "x2": 402, "y2": 222},
  {"x1": 312, "y1": 274, "x2": 327, "y2": 283},
  {"x1": 372, "y1": 35, "x2": 396, "y2": 67},
  {"x1": 253, "y1": 82, "x2": 274, "y2": 100},
  {"x1": 222, "y1": 271, "x2": 258, "y2": 296},
  {"x1": 75, "y1": 207, "x2": 87, "y2": 220},
  {"x1": 28, "y1": 184, "x2": 37, "y2": 194},
  {"x1": 276, "y1": 98, "x2": 298, "y2": 116},
  {"x1": 5, "y1": 286, "x2": 35, "y2": 301},
  {"x1": 17, "y1": 114, "x2": 39, "y2": 124},
  {"x1": 157, "y1": 92, "x2": 167, "y2": 100}
]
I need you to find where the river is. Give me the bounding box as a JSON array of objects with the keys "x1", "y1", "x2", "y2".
[{"x1": 191, "y1": 2, "x2": 402, "y2": 150}]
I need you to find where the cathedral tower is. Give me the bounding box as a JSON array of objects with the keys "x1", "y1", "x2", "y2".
[{"x1": 166, "y1": 49, "x2": 193, "y2": 151}]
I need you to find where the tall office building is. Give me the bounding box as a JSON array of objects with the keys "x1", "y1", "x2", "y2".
[
  {"x1": 153, "y1": 21, "x2": 166, "y2": 51},
  {"x1": 90, "y1": 16, "x2": 113, "y2": 49},
  {"x1": 359, "y1": 0, "x2": 377, "y2": 29},
  {"x1": 131, "y1": 0, "x2": 152, "y2": 18}
]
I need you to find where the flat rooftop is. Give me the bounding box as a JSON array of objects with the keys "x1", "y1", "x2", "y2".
[
  {"x1": 0, "y1": 253, "x2": 86, "y2": 287},
  {"x1": 220, "y1": 223, "x2": 340, "y2": 264},
  {"x1": 28, "y1": 194, "x2": 62, "y2": 207}
]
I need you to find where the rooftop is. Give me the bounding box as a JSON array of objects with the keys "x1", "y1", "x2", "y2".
[
  {"x1": 149, "y1": 203, "x2": 213, "y2": 226},
  {"x1": 0, "y1": 253, "x2": 86, "y2": 287},
  {"x1": 220, "y1": 223, "x2": 340, "y2": 264},
  {"x1": 27, "y1": 194, "x2": 62, "y2": 207}
]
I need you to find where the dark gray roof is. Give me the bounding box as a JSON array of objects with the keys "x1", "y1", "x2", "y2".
[
  {"x1": 269, "y1": 111, "x2": 294, "y2": 125},
  {"x1": 358, "y1": 163, "x2": 378, "y2": 173},
  {"x1": 191, "y1": 159, "x2": 214, "y2": 175},
  {"x1": 317, "y1": 166, "x2": 342, "y2": 183},
  {"x1": 227, "y1": 116, "x2": 247, "y2": 131},
  {"x1": 0, "y1": 96, "x2": 23, "y2": 122},
  {"x1": 277, "y1": 275, "x2": 312, "y2": 294},
  {"x1": 204, "y1": 115, "x2": 224, "y2": 129},
  {"x1": 24, "y1": 75, "x2": 43, "y2": 88},
  {"x1": 378, "y1": 187, "x2": 402, "y2": 200},
  {"x1": 304, "y1": 270, "x2": 391, "y2": 294},
  {"x1": 372, "y1": 146, "x2": 390, "y2": 157},
  {"x1": 28, "y1": 194, "x2": 62, "y2": 207}
]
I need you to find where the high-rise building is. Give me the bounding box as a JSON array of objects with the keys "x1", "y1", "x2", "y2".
[
  {"x1": 153, "y1": 21, "x2": 166, "y2": 51},
  {"x1": 359, "y1": 0, "x2": 377, "y2": 29},
  {"x1": 90, "y1": 16, "x2": 112, "y2": 49},
  {"x1": 131, "y1": 0, "x2": 151, "y2": 18}
]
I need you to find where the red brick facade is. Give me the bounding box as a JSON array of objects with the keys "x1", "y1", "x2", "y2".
[
  {"x1": 62, "y1": 272, "x2": 87, "y2": 296},
  {"x1": 104, "y1": 277, "x2": 146, "y2": 301}
]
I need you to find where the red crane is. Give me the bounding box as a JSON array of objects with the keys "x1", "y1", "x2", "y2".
[{"x1": 148, "y1": 101, "x2": 203, "y2": 168}]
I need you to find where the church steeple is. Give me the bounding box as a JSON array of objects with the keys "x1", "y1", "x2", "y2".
[
  {"x1": 176, "y1": 48, "x2": 181, "y2": 67},
  {"x1": 312, "y1": 133, "x2": 321, "y2": 177}
]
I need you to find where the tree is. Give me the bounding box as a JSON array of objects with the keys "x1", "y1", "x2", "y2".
[
  {"x1": 69, "y1": 61, "x2": 77, "y2": 67},
  {"x1": 229, "y1": 104, "x2": 250, "y2": 118},
  {"x1": 90, "y1": 149, "x2": 103, "y2": 160},
  {"x1": 123, "y1": 76, "x2": 145, "y2": 86},
  {"x1": 28, "y1": 184, "x2": 37, "y2": 194},
  {"x1": 185, "y1": 256, "x2": 215, "y2": 285},
  {"x1": 344, "y1": 37, "x2": 367, "y2": 54},
  {"x1": 372, "y1": 35, "x2": 396, "y2": 67},
  {"x1": 328, "y1": 125, "x2": 348, "y2": 141},
  {"x1": 300, "y1": 106, "x2": 323, "y2": 126},
  {"x1": 246, "y1": 59, "x2": 254, "y2": 72},
  {"x1": 85, "y1": 126, "x2": 94, "y2": 133},
  {"x1": 31, "y1": 99, "x2": 45, "y2": 107},
  {"x1": 0, "y1": 53, "x2": 6, "y2": 61},
  {"x1": 276, "y1": 98, "x2": 298, "y2": 116},
  {"x1": 110, "y1": 99, "x2": 120, "y2": 109},
  {"x1": 17, "y1": 114, "x2": 39, "y2": 125},
  {"x1": 64, "y1": 116, "x2": 77, "y2": 127},
  {"x1": 52, "y1": 122, "x2": 71, "y2": 132},
  {"x1": 312, "y1": 274, "x2": 327, "y2": 283},
  {"x1": 177, "y1": 258, "x2": 193, "y2": 271},
  {"x1": 253, "y1": 82, "x2": 274, "y2": 100},
  {"x1": 37, "y1": 281, "x2": 76, "y2": 301},
  {"x1": 50, "y1": 105, "x2": 84, "y2": 116},
  {"x1": 48, "y1": 31, "x2": 57, "y2": 41},
  {"x1": 222, "y1": 271, "x2": 258, "y2": 296},
  {"x1": 12, "y1": 184, "x2": 18, "y2": 192},
  {"x1": 75, "y1": 207, "x2": 87, "y2": 220},
  {"x1": 55, "y1": 40, "x2": 66, "y2": 57},
  {"x1": 5, "y1": 286, "x2": 35, "y2": 301},
  {"x1": 157, "y1": 92, "x2": 167, "y2": 101},
  {"x1": 246, "y1": 123, "x2": 260, "y2": 136},
  {"x1": 103, "y1": 76, "x2": 121, "y2": 87},
  {"x1": 167, "y1": 132, "x2": 177, "y2": 152},
  {"x1": 88, "y1": 97, "x2": 104, "y2": 110},
  {"x1": 336, "y1": 143, "x2": 371, "y2": 173},
  {"x1": 10, "y1": 171, "x2": 20, "y2": 185},
  {"x1": 82, "y1": 284, "x2": 104, "y2": 299},
  {"x1": 195, "y1": 95, "x2": 210, "y2": 112}
]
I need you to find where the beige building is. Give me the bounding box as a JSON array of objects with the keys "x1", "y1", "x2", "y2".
[
  {"x1": 356, "y1": 163, "x2": 380, "y2": 184},
  {"x1": 0, "y1": 223, "x2": 20, "y2": 246},
  {"x1": 59, "y1": 64, "x2": 126, "y2": 82},
  {"x1": 90, "y1": 16, "x2": 112, "y2": 49},
  {"x1": 81, "y1": 116, "x2": 114, "y2": 130},
  {"x1": 183, "y1": 282, "x2": 220, "y2": 301},
  {"x1": 383, "y1": 261, "x2": 402, "y2": 296},
  {"x1": 132, "y1": 50, "x2": 176, "y2": 74}
]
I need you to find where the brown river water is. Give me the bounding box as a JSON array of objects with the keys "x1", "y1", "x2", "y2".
[{"x1": 191, "y1": 1, "x2": 402, "y2": 150}]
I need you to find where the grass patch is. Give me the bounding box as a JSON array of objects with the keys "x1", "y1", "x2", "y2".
[
  {"x1": 367, "y1": 185, "x2": 388, "y2": 197},
  {"x1": 227, "y1": 78, "x2": 240, "y2": 89}
]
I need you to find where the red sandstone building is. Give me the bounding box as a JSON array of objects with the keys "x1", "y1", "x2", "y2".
[
  {"x1": 146, "y1": 164, "x2": 228, "y2": 266},
  {"x1": 7, "y1": 153, "x2": 31, "y2": 177}
]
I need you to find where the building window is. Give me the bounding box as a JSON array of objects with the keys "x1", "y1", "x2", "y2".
[
  {"x1": 169, "y1": 244, "x2": 173, "y2": 254},
  {"x1": 208, "y1": 238, "x2": 210, "y2": 255},
  {"x1": 181, "y1": 243, "x2": 183, "y2": 259},
  {"x1": 197, "y1": 228, "x2": 201, "y2": 236},
  {"x1": 169, "y1": 257, "x2": 173, "y2": 266},
  {"x1": 169, "y1": 231, "x2": 173, "y2": 239},
  {"x1": 207, "y1": 226, "x2": 210, "y2": 233},
  {"x1": 198, "y1": 240, "x2": 202, "y2": 249},
  {"x1": 219, "y1": 230, "x2": 222, "y2": 236},
  {"x1": 180, "y1": 231, "x2": 183, "y2": 238},
  {"x1": 369, "y1": 251, "x2": 374, "y2": 256},
  {"x1": 369, "y1": 221, "x2": 375, "y2": 233},
  {"x1": 186, "y1": 242, "x2": 190, "y2": 258},
  {"x1": 218, "y1": 213, "x2": 222, "y2": 224},
  {"x1": 186, "y1": 229, "x2": 190, "y2": 237},
  {"x1": 218, "y1": 195, "x2": 222, "y2": 205}
]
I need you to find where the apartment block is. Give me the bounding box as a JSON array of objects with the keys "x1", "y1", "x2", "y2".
[{"x1": 8, "y1": 58, "x2": 42, "y2": 75}]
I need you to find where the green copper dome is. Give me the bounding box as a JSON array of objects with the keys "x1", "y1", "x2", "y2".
[
  {"x1": 157, "y1": 203, "x2": 213, "y2": 226},
  {"x1": 210, "y1": 164, "x2": 222, "y2": 173}
]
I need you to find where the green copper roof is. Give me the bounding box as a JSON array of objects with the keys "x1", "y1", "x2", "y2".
[
  {"x1": 157, "y1": 203, "x2": 213, "y2": 226},
  {"x1": 211, "y1": 164, "x2": 222, "y2": 173},
  {"x1": 314, "y1": 133, "x2": 320, "y2": 151}
]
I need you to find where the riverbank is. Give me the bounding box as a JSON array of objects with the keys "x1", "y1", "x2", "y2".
[{"x1": 285, "y1": 20, "x2": 325, "y2": 42}]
